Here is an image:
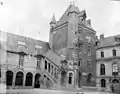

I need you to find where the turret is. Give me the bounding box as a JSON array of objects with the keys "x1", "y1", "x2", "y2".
[{"x1": 49, "y1": 14, "x2": 56, "y2": 30}]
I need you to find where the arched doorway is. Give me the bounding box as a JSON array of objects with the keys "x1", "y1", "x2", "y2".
[
  {"x1": 34, "y1": 73, "x2": 41, "y2": 88},
  {"x1": 15, "y1": 71, "x2": 24, "y2": 86},
  {"x1": 61, "y1": 71, "x2": 66, "y2": 86},
  {"x1": 78, "y1": 72, "x2": 81, "y2": 88},
  {"x1": 68, "y1": 73, "x2": 73, "y2": 84},
  {"x1": 87, "y1": 73, "x2": 92, "y2": 83},
  {"x1": 6, "y1": 71, "x2": 13, "y2": 86},
  {"x1": 101, "y1": 79, "x2": 106, "y2": 87},
  {"x1": 25, "y1": 72, "x2": 33, "y2": 86},
  {"x1": 112, "y1": 79, "x2": 119, "y2": 92}
]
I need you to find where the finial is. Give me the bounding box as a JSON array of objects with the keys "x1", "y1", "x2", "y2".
[{"x1": 70, "y1": 0, "x2": 75, "y2": 5}]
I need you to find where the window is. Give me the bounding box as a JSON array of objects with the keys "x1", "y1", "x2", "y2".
[
  {"x1": 87, "y1": 73, "x2": 92, "y2": 83},
  {"x1": 51, "y1": 65, "x2": 53, "y2": 75},
  {"x1": 45, "y1": 60, "x2": 47, "y2": 70},
  {"x1": 37, "y1": 57, "x2": 41, "y2": 69},
  {"x1": 101, "y1": 79, "x2": 106, "y2": 87},
  {"x1": 87, "y1": 45, "x2": 91, "y2": 56},
  {"x1": 54, "y1": 67, "x2": 56, "y2": 78},
  {"x1": 100, "y1": 64, "x2": 105, "y2": 75},
  {"x1": 68, "y1": 73, "x2": 73, "y2": 84},
  {"x1": 112, "y1": 49, "x2": 116, "y2": 56},
  {"x1": 87, "y1": 61, "x2": 91, "y2": 68},
  {"x1": 48, "y1": 63, "x2": 50, "y2": 73},
  {"x1": 78, "y1": 59, "x2": 82, "y2": 67},
  {"x1": 101, "y1": 51, "x2": 104, "y2": 58},
  {"x1": 19, "y1": 55, "x2": 24, "y2": 66},
  {"x1": 112, "y1": 63, "x2": 118, "y2": 76}
]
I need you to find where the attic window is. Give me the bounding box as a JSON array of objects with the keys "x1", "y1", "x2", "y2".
[
  {"x1": 17, "y1": 41, "x2": 25, "y2": 45},
  {"x1": 35, "y1": 45, "x2": 42, "y2": 49}
]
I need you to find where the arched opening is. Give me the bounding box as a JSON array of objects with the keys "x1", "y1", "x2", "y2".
[
  {"x1": 68, "y1": 73, "x2": 73, "y2": 84},
  {"x1": 78, "y1": 72, "x2": 81, "y2": 88},
  {"x1": 112, "y1": 79, "x2": 119, "y2": 93},
  {"x1": 15, "y1": 71, "x2": 24, "y2": 86},
  {"x1": 6, "y1": 71, "x2": 13, "y2": 86},
  {"x1": 61, "y1": 71, "x2": 66, "y2": 86},
  {"x1": 34, "y1": 73, "x2": 41, "y2": 88},
  {"x1": 101, "y1": 79, "x2": 106, "y2": 87},
  {"x1": 100, "y1": 64, "x2": 105, "y2": 75},
  {"x1": 25, "y1": 72, "x2": 33, "y2": 86},
  {"x1": 87, "y1": 73, "x2": 92, "y2": 83}
]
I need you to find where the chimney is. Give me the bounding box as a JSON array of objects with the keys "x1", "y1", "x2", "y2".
[{"x1": 100, "y1": 34, "x2": 104, "y2": 39}]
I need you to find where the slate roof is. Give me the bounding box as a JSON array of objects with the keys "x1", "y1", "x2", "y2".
[
  {"x1": 0, "y1": 31, "x2": 49, "y2": 56},
  {"x1": 97, "y1": 34, "x2": 120, "y2": 49}
]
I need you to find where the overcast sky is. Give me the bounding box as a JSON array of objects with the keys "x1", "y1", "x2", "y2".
[{"x1": 0, "y1": 0, "x2": 120, "y2": 42}]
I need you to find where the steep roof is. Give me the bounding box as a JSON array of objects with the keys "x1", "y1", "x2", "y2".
[
  {"x1": 56, "y1": 4, "x2": 80, "y2": 26},
  {"x1": 97, "y1": 34, "x2": 120, "y2": 48}
]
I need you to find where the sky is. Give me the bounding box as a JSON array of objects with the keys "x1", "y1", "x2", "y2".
[{"x1": 0, "y1": 0, "x2": 120, "y2": 42}]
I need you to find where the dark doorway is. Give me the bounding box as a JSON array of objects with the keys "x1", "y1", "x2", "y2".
[
  {"x1": 78, "y1": 72, "x2": 81, "y2": 88},
  {"x1": 6, "y1": 71, "x2": 13, "y2": 86},
  {"x1": 25, "y1": 72, "x2": 33, "y2": 86},
  {"x1": 34, "y1": 73, "x2": 41, "y2": 88},
  {"x1": 15, "y1": 71, "x2": 24, "y2": 86},
  {"x1": 101, "y1": 79, "x2": 106, "y2": 87},
  {"x1": 61, "y1": 71, "x2": 66, "y2": 86}
]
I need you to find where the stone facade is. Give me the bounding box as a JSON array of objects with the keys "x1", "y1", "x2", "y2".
[{"x1": 96, "y1": 34, "x2": 120, "y2": 92}]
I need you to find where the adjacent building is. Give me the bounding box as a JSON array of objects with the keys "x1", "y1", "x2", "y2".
[{"x1": 96, "y1": 34, "x2": 120, "y2": 91}]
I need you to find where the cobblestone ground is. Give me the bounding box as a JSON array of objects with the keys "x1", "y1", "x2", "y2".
[{"x1": 6, "y1": 88, "x2": 113, "y2": 94}]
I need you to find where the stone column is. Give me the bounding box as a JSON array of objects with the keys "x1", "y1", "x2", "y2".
[
  {"x1": 12, "y1": 72, "x2": 16, "y2": 88},
  {"x1": 23, "y1": 73, "x2": 26, "y2": 88},
  {"x1": 0, "y1": 68, "x2": 6, "y2": 93},
  {"x1": 32, "y1": 74, "x2": 35, "y2": 88}
]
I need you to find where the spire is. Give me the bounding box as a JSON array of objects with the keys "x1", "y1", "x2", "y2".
[{"x1": 50, "y1": 14, "x2": 56, "y2": 24}]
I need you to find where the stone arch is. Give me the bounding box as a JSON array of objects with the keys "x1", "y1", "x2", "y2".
[
  {"x1": 34, "y1": 73, "x2": 41, "y2": 88},
  {"x1": 101, "y1": 79, "x2": 106, "y2": 87},
  {"x1": 6, "y1": 70, "x2": 13, "y2": 86},
  {"x1": 112, "y1": 79, "x2": 119, "y2": 83},
  {"x1": 25, "y1": 72, "x2": 33, "y2": 86},
  {"x1": 15, "y1": 71, "x2": 24, "y2": 86}
]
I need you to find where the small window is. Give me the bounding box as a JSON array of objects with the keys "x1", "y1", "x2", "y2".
[
  {"x1": 37, "y1": 57, "x2": 41, "y2": 69},
  {"x1": 101, "y1": 51, "x2": 104, "y2": 58},
  {"x1": 78, "y1": 59, "x2": 82, "y2": 67},
  {"x1": 112, "y1": 49, "x2": 116, "y2": 56},
  {"x1": 100, "y1": 64, "x2": 105, "y2": 75},
  {"x1": 87, "y1": 45, "x2": 91, "y2": 56},
  {"x1": 19, "y1": 55, "x2": 24, "y2": 66},
  {"x1": 45, "y1": 60, "x2": 47, "y2": 70},
  {"x1": 48, "y1": 63, "x2": 50, "y2": 73}
]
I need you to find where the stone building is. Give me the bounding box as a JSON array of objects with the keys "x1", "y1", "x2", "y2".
[
  {"x1": 0, "y1": 2, "x2": 97, "y2": 89},
  {"x1": 49, "y1": 3, "x2": 97, "y2": 88},
  {"x1": 0, "y1": 31, "x2": 61, "y2": 89},
  {"x1": 96, "y1": 34, "x2": 120, "y2": 92}
]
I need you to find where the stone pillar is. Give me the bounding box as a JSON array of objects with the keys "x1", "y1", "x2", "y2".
[
  {"x1": 12, "y1": 72, "x2": 16, "y2": 88},
  {"x1": 32, "y1": 74, "x2": 35, "y2": 88},
  {"x1": 23, "y1": 73, "x2": 26, "y2": 88},
  {"x1": 0, "y1": 68, "x2": 6, "y2": 93}
]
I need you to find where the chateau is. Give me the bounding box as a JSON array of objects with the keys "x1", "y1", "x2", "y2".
[{"x1": 0, "y1": 3, "x2": 98, "y2": 89}]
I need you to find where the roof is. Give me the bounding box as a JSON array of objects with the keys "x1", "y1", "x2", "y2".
[
  {"x1": 0, "y1": 31, "x2": 49, "y2": 55},
  {"x1": 97, "y1": 34, "x2": 120, "y2": 49},
  {"x1": 44, "y1": 50, "x2": 63, "y2": 66},
  {"x1": 56, "y1": 4, "x2": 80, "y2": 26}
]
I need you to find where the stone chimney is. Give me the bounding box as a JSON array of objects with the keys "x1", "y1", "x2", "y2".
[{"x1": 100, "y1": 34, "x2": 104, "y2": 39}]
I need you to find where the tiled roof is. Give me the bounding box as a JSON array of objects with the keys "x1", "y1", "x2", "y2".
[
  {"x1": 97, "y1": 34, "x2": 120, "y2": 48},
  {"x1": 0, "y1": 31, "x2": 49, "y2": 55}
]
